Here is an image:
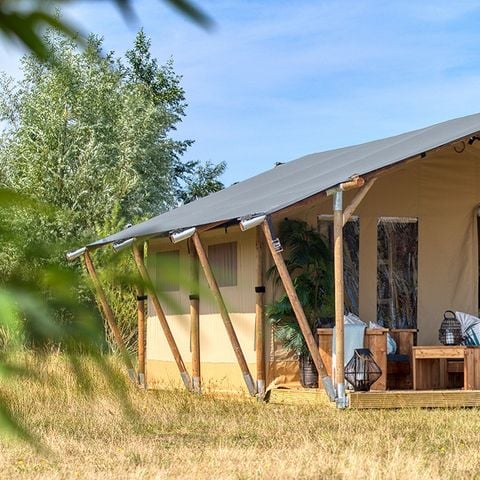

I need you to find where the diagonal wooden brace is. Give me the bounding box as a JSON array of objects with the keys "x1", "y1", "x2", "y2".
[
  {"x1": 343, "y1": 178, "x2": 377, "y2": 226},
  {"x1": 260, "y1": 220, "x2": 336, "y2": 401},
  {"x1": 83, "y1": 251, "x2": 136, "y2": 382},
  {"x1": 191, "y1": 231, "x2": 257, "y2": 397},
  {"x1": 132, "y1": 242, "x2": 191, "y2": 391}
]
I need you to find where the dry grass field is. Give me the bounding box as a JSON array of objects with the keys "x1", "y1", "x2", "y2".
[{"x1": 2, "y1": 355, "x2": 480, "y2": 480}]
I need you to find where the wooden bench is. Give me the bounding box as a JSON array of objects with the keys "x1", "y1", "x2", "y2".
[
  {"x1": 387, "y1": 329, "x2": 417, "y2": 389},
  {"x1": 318, "y1": 327, "x2": 417, "y2": 391}
]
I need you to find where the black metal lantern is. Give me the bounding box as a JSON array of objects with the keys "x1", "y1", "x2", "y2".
[
  {"x1": 299, "y1": 354, "x2": 318, "y2": 389},
  {"x1": 439, "y1": 310, "x2": 463, "y2": 345},
  {"x1": 344, "y1": 348, "x2": 382, "y2": 391}
]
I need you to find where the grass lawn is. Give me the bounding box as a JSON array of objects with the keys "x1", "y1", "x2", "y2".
[{"x1": 1, "y1": 355, "x2": 480, "y2": 479}]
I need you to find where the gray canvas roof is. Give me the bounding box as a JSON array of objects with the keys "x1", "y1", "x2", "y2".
[{"x1": 89, "y1": 112, "x2": 480, "y2": 248}]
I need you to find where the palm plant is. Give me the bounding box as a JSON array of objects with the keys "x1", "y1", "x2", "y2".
[{"x1": 267, "y1": 219, "x2": 333, "y2": 385}]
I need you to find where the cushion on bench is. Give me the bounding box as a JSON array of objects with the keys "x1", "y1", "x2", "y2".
[{"x1": 387, "y1": 354, "x2": 410, "y2": 363}]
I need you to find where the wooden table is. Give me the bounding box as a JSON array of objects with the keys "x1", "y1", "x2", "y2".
[{"x1": 413, "y1": 346, "x2": 480, "y2": 390}]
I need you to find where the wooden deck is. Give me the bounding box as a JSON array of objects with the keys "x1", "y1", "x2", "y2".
[
  {"x1": 349, "y1": 389, "x2": 480, "y2": 409},
  {"x1": 268, "y1": 388, "x2": 480, "y2": 409}
]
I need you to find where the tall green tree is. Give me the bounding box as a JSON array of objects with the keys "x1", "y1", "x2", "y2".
[
  {"x1": 0, "y1": 29, "x2": 225, "y2": 350},
  {"x1": 177, "y1": 160, "x2": 226, "y2": 204},
  {"x1": 0, "y1": 30, "x2": 224, "y2": 263}
]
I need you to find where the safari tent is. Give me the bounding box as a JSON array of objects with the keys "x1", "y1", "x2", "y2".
[{"x1": 70, "y1": 112, "x2": 480, "y2": 408}]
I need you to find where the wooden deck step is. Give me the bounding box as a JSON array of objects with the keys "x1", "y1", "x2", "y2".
[
  {"x1": 268, "y1": 388, "x2": 480, "y2": 409},
  {"x1": 348, "y1": 389, "x2": 480, "y2": 409}
]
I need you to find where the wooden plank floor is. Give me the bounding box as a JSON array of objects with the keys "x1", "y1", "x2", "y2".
[{"x1": 348, "y1": 389, "x2": 480, "y2": 409}]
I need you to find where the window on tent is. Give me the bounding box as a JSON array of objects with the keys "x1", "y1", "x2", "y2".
[
  {"x1": 208, "y1": 242, "x2": 238, "y2": 287},
  {"x1": 376, "y1": 217, "x2": 418, "y2": 329},
  {"x1": 153, "y1": 250, "x2": 180, "y2": 292}
]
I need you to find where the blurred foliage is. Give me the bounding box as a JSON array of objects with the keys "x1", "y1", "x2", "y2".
[
  {"x1": 0, "y1": 187, "x2": 133, "y2": 445},
  {"x1": 266, "y1": 219, "x2": 333, "y2": 358},
  {"x1": 0, "y1": 0, "x2": 218, "y2": 444},
  {"x1": 0, "y1": 0, "x2": 213, "y2": 60}
]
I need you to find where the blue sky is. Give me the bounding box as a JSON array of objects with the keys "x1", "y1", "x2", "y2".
[{"x1": 2, "y1": 1, "x2": 480, "y2": 185}]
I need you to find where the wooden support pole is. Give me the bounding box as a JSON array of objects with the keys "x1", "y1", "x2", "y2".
[
  {"x1": 191, "y1": 231, "x2": 257, "y2": 397},
  {"x1": 83, "y1": 251, "x2": 136, "y2": 381},
  {"x1": 333, "y1": 191, "x2": 346, "y2": 407},
  {"x1": 190, "y1": 294, "x2": 200, "y2": 392},
  {"x1": 255, "y1": 227, "x2": 266, "y2": 397},
  {"x1": 189, "y1": 240, "x2": 201, "y2": 393},
  {"x1": 136, "y1": 243, "x2": 146, "y2": 386},
  {"x1": 343, "y1": 178, "x2": 377, "y2": 226},
  {"x1": 132, "y1": 242, "x2": 191, "y2": 391},
  {"x1": 260, "y1": 220, "x2": 336, "y2": 401}
]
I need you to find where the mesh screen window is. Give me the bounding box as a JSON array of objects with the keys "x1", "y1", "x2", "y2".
[
  {"x1": 376, "y1": 217, "x2": 418, "y2": 329},
  {"x1": 208, "y1": 242, "x2": 238, "y2": 287}
]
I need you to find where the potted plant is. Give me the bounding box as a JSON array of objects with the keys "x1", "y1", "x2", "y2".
[{"x1": 267, "y1": 219, "x2": 333, "y2": 388}]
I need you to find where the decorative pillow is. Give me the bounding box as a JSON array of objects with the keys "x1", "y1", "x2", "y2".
[
  {"x1": 456, "y1": 311, "x2": 480, "y2": 346},
  {"x1": 342, "y1": 312, "x2": 397, "y2": 354}
]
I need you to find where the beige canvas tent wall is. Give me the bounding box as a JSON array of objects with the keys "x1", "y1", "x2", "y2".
[
  {"x1": 144, "y1": 141, "x2": 480, "y2": 392},
  {"x1": 145, "y1": 227, "x2": 261, "y2": 391},
  {"x1": 74, "y1": 113, "x2": 480, "y2": 396}
]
